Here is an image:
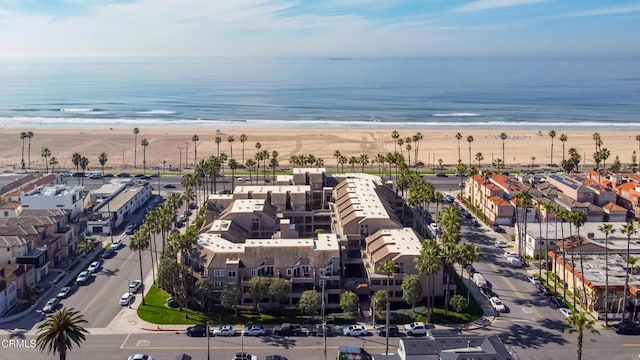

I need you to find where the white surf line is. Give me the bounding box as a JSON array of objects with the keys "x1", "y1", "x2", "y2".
[{"x1": 120, "y1": 333, "x2": 131, "y2": 350}]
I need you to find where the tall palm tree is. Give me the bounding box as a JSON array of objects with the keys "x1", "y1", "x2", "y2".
[
  {"x1": 141, "y1": 139, "x2": 149, "y2": 174},
  {"x1": 514, "y1": 191, "x2": 533, "y2": 265},
  {"x1": 79, "y1": 156, "x2": 89, "y2": 185},
  {"x1": 466, "y1": 135, "x2": 474, "y2": 166},
  {"x1": 41, "y1": 147, "x2": 52, "y2": 173},
  {"x1": 19, "y1": 131, "x2": 28, "y2": 169},
  {"x1": 412, "y1": 132, "x2": 423, "y2": 162},
  {"x1": 359, "y1": 154, "x2": 369, "y2": 173},
  {"x1": 569, "y1": 211, "x2": 587, "y2": 306},
  {"x1": 98, "y1": 152, "x2": 108, "y2": 177},
  {"x1": 455, "y1": 132, "x2": 463, "y2": 162},
  {"x1": 215, "y1": 136, "x2": 222, "y2": 155},
  {"x1": 636, "y1": 134, "x2": 640, "y2": 160},
  {"x1": 397, "y1": 138, "x2": 404, "y2": 158},
  {"x1": 269, "y1": 151, "x2": 279, "y2": 182},
  {"x1": 415, "y1": 239, "x2": 442, "y2": 323},
  {"x1": 227, "y1": 135, "x2": 235, "y2": 158},
  {"x1": 565, "y1": 312, "x2": 599, "y2": 360},
  {"x1": 559, "y1": 133, "x2": 568, "y2": 162},
  {"x1": 499, "y1": 132, "x2": 507, "y2": 167},
  {"x1": 36, "y1": 307, "x2": 89, "y2": 360},
  {"x1": 620, "y1": 222, "x2": 637, "y2": 322},
  {"x1": 441, "y1": 242, "x2": 460, "y2": 317},
  {"x1": 129, "y1": 232, "x2": 149, "y2": 305},
  {"x1": 462, "y1": 243, "x2": 481, "y2": 303},
  {"x1": 246, "y1": 159, "x2": 256, "y2": 183},
  {"x1": 133, "y1": 127, "x2": 139, "y2": 168},
  {"x1": 228, "y1": 159, "x2": 239, "y2": 191},
  {"x1": 239, "y1": 134, "x2": 248, "y2": 163},
  {"x1": 379, "y1": 259, "x2": 396, "y2": 356},
  {"x1": 391, "y1": 130, "x2": 400, "y2": 153},
  {"x1": 598, "y1": 223, "x2": 615, "y2": 326},
  {"x1": 49, "y1": 157, "x2": 59, "y2": 173},
  {"x1": 475, "y1": 152, "x2": 484, "y2": 170},
  {"x1": 548, "y1": 130, "x2": 557, "y2": 165},
  {"x1": 26, "y1": 131, "x2": 34, "y2": 169},
  {"x1": 191, "y1": 135, "x2": 199, "y2": 165}
]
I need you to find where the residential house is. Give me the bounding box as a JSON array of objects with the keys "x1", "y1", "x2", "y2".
[
  {"x1": 390, "y1": 331, "x2": 513, "y2": 360},
  {"x1": 217, "y1": 199, "x2": 279, "y2": 239},
  {"x1": 87, "y1": 181, "x2": 152, "y2": 234},
  {"x1": 0, "y1": 264, "x2": 36, "y2": 315},
  {"x1": 0, "y1": 202, "x2": 22, "y2": 219},
  {"x1": 21, "y1": 184, "x2": 86, "y2": 219}
]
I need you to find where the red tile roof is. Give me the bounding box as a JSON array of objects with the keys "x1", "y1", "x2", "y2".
[
  {"x1": 488, "y1": 195, "x2": 511, "y2": 207},
  {"x1": 0, "y1": 202, "x2": 20, "y2": 210},
  {"x1": 602, "y1": 202, "x2": 626, "y2": 212}
]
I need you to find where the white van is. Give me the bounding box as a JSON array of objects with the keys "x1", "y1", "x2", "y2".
[
  {"x1": 508, "y1": 257, "x2": 523, "y2": 268},
  {"x1": 89, "y1": 171, "x2": 102, "y2": 179}
]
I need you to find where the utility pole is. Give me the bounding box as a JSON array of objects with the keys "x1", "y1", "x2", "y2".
[
  {"x1": 178, "y1": 147, "x2": 183, "y2": 174},
  {"x1": 185, "y1": 142, "x2": 189, "y2": 169}
]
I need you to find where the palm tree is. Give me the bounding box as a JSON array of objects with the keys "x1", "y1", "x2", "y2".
[
  {"x1": 462, "y1": 243, "x2": 481, "y2": 303},
  {"x1": 359, "y1": 154, "x2": 369, "y2": 173},
  {"x1": 391, "y1": 130, "x2": 400, "y2": 153},
  {"x1": 514, "y1": 191, "x2": 533, "y2": 265},
  {"x1": 475, "y1": 152, "x2": 484, "y2": 170},
  {"x1": 636, "y1": 135, "x2": 640, "y2": 160},
  {"x1": 129, "y1": 232, "x2": 149, "y2": 305},
  {"x1": 26, "y1": 131, "x2": 34, "y2": 168},
  {"x1": 412, "y1": 132, "x2": 423, "y2": 162},
  {"x1": 466, "y1": 135, "x2": 474, "y2": 165},
  {"x1": 98, "y1": 152, "x2": 108, "y2": 177},
  {"x1": 397, "y1": 138, "x2": 404, "y2": 158},
  {"x1": 565, "y1": 312, "x2": 599, "y2": 360},
  {"x1": 246, "y1": 159, "x2": 256, "y2": 183},
  {"x1": 548, "y1": 130, "x2": 557, "y2": 165},
  {"x1": 240, "y1": 134, "x2": 248, "y2": 163},
  {"x1": 215, "y1": 136, "x2": 222, "y2": 155},
  {"x1": 620, "y1": 222, "x2": 637, "y2": 322},
  {"x1": 41, "y1": 147, "x2": 52, "y2": 173},
  {"x1": 441, "y1": 242, "x2": 460, "y2": 317},
  {"x1": 269, "y1": 151, "x2": 279, "y2": 182},
  {"x1": 379, "y1": 260, "x2": 396, "y2": 356},
  {"x1": 227, "y1": 135, "x2": 235, "y2": 158},
  {"x1": 415, "y1": 239, "x2": 442, "y2": 323},
  {"x1": 598, "y1": 223, "x2": 615, "y2": 326},
  {"x1": 455, "y1": 132, "x2": 463, "y2": 162},
  {"x1": 499, "y1": 132, "x2": 507, "y2": 167},
  {"x1": 36, "y1": 307, "x2": 89, "y2": 360},
  {"x1": 19, "y1": 131, "x2": 28, "y2": 169},
  {"x1": 133, "y1": 127, "x2": 139, "y2": 168},
  {"x1": 79, "y1": 156, "x2": 89, "y2": 185},
  {"x1": 559, "y1": 133, "x2": 568, "y2": 162},
  {"x1": 569, "y1": 211, "x2": 587, "y2": 306},
  {"x1": 228, "y1": 159, "x2": 239, "y2": 191},
  {"x1": 191, "y1": 135, "x2": 199, "y2": 165},
  {"x1": 49, "y1": 157, "x2": 59, "y2": 173},
  {"x1": 141, "y1": 139, "x2": 149, "y2": 174},
  {"x1": 406, "y1": 143, "x2": 412, "y2": 165}
]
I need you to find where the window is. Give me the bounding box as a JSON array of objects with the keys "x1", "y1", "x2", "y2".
[
  {"x1": 250, "y1": 269, "x2": 257, "y2": 276},
  {"x1": 214, "y1": 281, "x2": 226, "y2": 288},
  {"x1": 227, "y1": 271, "x2": 236, "y2": 278},
  {"x1": 3, "y1": 211, "x2": 8, "y2": 217},
  {"x1": 286, "y1": 269, "x2": 292, "y2": 277},
  {"x1": 301, "y1": 265, "x2": 310, "y2": 276},
  {"x1": 371, "y1": 280, "x2": 381, "y2": 286},
  {"x1": 213, "y1": 269, "x2": 226, "y2": 277}
]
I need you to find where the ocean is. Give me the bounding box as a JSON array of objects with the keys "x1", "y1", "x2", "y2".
[{"x1": 0, "y1": 56, "x2": 638, "y2": 130}]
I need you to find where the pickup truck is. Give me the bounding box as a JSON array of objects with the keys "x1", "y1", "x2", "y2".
[{"x1": 273, "y1": 323, "x2": 304, "y2": 336}]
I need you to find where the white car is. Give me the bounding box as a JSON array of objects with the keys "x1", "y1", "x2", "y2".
[
  {"x1": 429, "y1": 223, "x2": 439, "y2": 231},
  {"x1": 404, "y1": 322, "x2": 428, "y2": 336},
  {"x1": 76, "y1": 270, "x2": 91, "y2": 285},
  {"x1": 119, "y1": 292, "x2": 134, "y2": 306},
  {"x1": 559, "y1": 308, "x2": 572, "y2": 318},
  {"x1": 503, "y1": 251, "x2": 518, "y2": 258},
  {"x1": 213, "y1": 325, "x2": 237, "y2": 337},
  {"x1": 42, "y1": 298, "x2": 60, "y2": 313},
  {"x1": 111, "y1": 238, "x2": 124, "y2": 250},
  {"x1": 56, "y1": 286, "x2": 72, "y2": 299},
  {"x1": 87, "y1": 260, "x2": 102, "y2": 273},
  {"x1": 527, "y1": 275, "x2": 541, "y2": 286},
  {"x1": 495, "y1": 240, "x2": 510, "y2": 248},
  {"x1": 129, "y1": 280, "x2": 142, "y2": 294},
  {"x1": 242, "y1": 325, "x2": 266, "y2": 336},
  {"x1": 343, "y1": 325, "x2": 367, "y2": 336},
  {"x1": 490, "y1": 297, "x2": 506, "y2": 312},
  {"x1": 128, "y1": 355, "x2": 153, "y2": 360},
  {"x1": 232, "y1": 352, "x2": 258, "y2": 360}
]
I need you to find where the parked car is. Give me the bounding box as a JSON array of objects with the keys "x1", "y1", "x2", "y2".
[
  {"x1": 213, "y1": 325, "x2": 237, "y2": 337},
  {"x1": 308, "y1": 324, "x2": 335, "y2": 337},
  {"x1": 119, "y1": 292, "x2": 134, "y2": 306},
  {"x1": 273, "y1": 323, "x2": 304, "y2": 336},
  {"x1": 343, "y1": 325, "x2": 368, "y2": 336},
  {"x1": 189, "y1": 202, "x2": 198, "y2": 209},
  {"x1": 490, "y1": 297, "x2": 506, "y2": 312},
  {"x1": 166, "y1": 297, "x2": 179, "y2": 308},
  {"x1": 492, "y1": 224, "x2": 506, "y2": 233},
  {"x1": 101, "y1": 248, "x2": 116, "y2": 259},
  {"x1": 526, "y1": 275, "x2": 541, "y2": 285},
  {"x1": 174, "y1": 220, "x2": 185, "y2": 228},
  {"x1": 464, "y1": 264, "x2": 476, "y2": 275},
  {"x1": 42, "y1": 297, "x2": 60, "y2": 313},
  {"x1": 183, "y1": 210, "x2": 193, "y2": 216},
  {"x1": 117, "y1": 172, "x2": 131, "y2": 178},
  {"x1": 111, "y1": 238, "x2": 124, "y2": 250},
  {"x1": 481, "y1": 287, "x2": 499, "y2": 299},
  {"x1": 549, "y1": 296, "x2": 565, "y2": 308},
  {"x1": 404, "y1": 322, "x2": 429, "y2": 336},
  {"x1": 242, "y1": 325, "x2": 266, "y2": 336},
  {"x1": 140, "y1": 175, "x2": 151, "y2": 180},
  {"x1": 129, "y1": 280, "x2": 142, "y2": 293},
  {"x1": 559, "y1": 308, "x2": 572, "y2": 318},
  {"x1": 128, "y1": 355, "x2": 153, "y2": 360},
  {"x1": 125, "y1": 224, "x2": 136, "y2": 235},
  {"x1": 471, "y1": 219, "x2": 481, "y2": 227},
  {"x1": 232, "y1": 352, "x2": 257, "y2": 360},
  {"x1": 87, "y1": 260, "x2": 102, "y2": 273},
  {"x1": 436, "y1": 172, "x2": 448, "y2": 177},
  {"x1": 264, "y1": 356, "x2": 288, "y2": 360},
  {"x1": 76, "y1": 270, "x2": 91, "y2": 285},
  {"x1": 163, "y1": 184, "x2": 177, "y2": 189},
  {"x1": 503, "y1": 251, "x2": 518, "y2": 258},
  {"x1": 186, "y1": 325, "x2": 212, "y2": 337},
  {"x1": 89, "y1": 173, "x2": 102, "y2": 179},
  {"x1": 376, "y1": 324, "x2": 399, "y2": 337},
  {"x1": 495, "y1": 240, "x2": 510, "y2": 248},
  {"x1": 507, "y1": 256, "x2": 523, "y2": 268},
  {"x1": 612, "y1": 322, "x2": 640, "y2": 335},
  {"x1": 536, "y1": 284, "x2": 552, "y2": 296},
  {"x1": 56, "y1": 286, "x2": 72, "y2": 299}
]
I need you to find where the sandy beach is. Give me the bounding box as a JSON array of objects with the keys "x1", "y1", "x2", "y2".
[{"x1": 0, "y1": 127, "x2": 637, "y2": 172}]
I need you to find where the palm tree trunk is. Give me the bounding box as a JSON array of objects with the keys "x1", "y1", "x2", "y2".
[
  {"x1": 605, "y1": 235, "x2": 609, "y2": 326},
  {"x1": 138, "y1": 249, "x2": 146, "y2": 305},
  {"x1": 577, "y1": 228, "x2": 588, "y2": 309},
  {"x1": 445, "y1": 265, "x2": 451, "y2": 317},
  {"x1": 149, "y1": 240, "x2": 156, "y2": 285},
  {"x1": 625, "y1": 235, "x2": 631, "y2": 322},
  {"x1": 577, "y1": 331, "x2": 583, "y2": 360}
]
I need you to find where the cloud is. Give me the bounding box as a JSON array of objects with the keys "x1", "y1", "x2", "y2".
[
  {"x1": 555, "y1": 3, "x2": 640, "y2": 18},
  {"x1": 452, "y1": 0, "x2": 549, "y2": 13}
]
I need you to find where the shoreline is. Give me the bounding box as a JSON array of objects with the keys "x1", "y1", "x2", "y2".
[{"x1": 1, "y1": 127, "x2": 637, "y2": 171}]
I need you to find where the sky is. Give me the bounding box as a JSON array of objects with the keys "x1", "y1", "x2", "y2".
[{"x1": 0, "y1": 0, "x2": 638, "y2": 57}]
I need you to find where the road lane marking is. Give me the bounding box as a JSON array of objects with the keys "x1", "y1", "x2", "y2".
[
  {"x1": 122, "y1": 345, "x2": 390, "y2": 350},
  {"x1": 120, "y1": 333, "x2": 131, "y2": 349},
  {"x1": 488, "y1": 263, "x2": 543, "y2": 319}
]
